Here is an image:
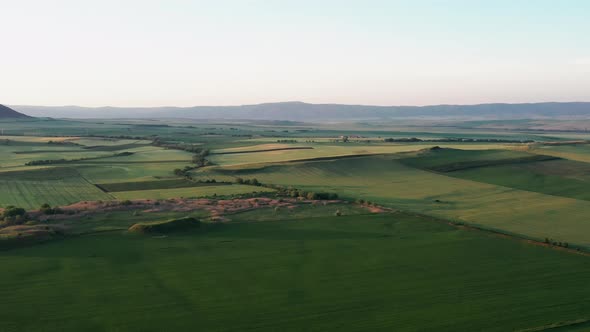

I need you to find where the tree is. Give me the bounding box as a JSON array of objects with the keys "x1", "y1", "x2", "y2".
[{"x1": 3, "y1": 206, "x2": 26, "y2": 218}]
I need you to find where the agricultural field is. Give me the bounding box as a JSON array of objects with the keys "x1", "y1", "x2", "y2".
[
  {"x1": 1, "y1": 212, "x2": 590, "y2": 331},
  {"x1": 208, "y1": 142, "x2": 515, "y2": 166},
  {"x1": 202, "y1": 152, "x2": 590, "y2": 248},
  {"x1": 112, "y1": 184, "x2": 274, "y2": 200},
  {"x1": 2, "y1": 118, "x2": 590, "y2": 332},
  {"x1": 0, "y1": 167, "x2": 112, "y2": 209}
]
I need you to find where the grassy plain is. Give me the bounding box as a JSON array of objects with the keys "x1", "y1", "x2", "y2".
[
  {"x1": 208, "y1": 143, "x2": 515, "y2": 166},
  {"x1": 2, "y1": 118, "x2": 590, "y2": 331},
  {"x1": 1, "y1": 213, "x2": 589, "y2": 332},
  {"x1": 113, "y1": 184, "x2": 274, "y2": 200},
  {"x1": 204, "y1": 155, "x2": 590, "y2": 247},
  {"x1": 0, "y1": 167, "x2": 112, "y2": 209}
]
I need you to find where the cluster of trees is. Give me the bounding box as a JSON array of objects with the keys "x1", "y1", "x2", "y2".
[
  {"x1": 172, "y1": 149, "x2": 212, "y2": 179},
  {"x1": 47, "y1": 140, "x2": 79, "y2": 146},
  {"x1": 39, "y1": 203, "x2": 63, "y2": 215},
  {"x1": 238, "y1": 179, "x2": 339, "y2": 200},
  {"x1": 544, "y1": 238, "x2": 570, "y2": 248},
  {"x1": 173, "y1": 166, "x2": 195, "y2": 177},
  {"x1": 355, "y1": 198, "x2": 378, "y2": 206},
  {"x1": 152, "y1": 137, "x2": 208, "y2": 154},
  {"x1": 235, "y1": 177, "x2": 260, "y2": 186},
  {"x1": 1, "y1": 206, "x2": 27, "y2": 225},
  {"x1": 383, "y1": 137, "x2": 535, "y2": 143},
  {"x1": 26, "y1": 158, "x2": 69, "y2": 166},
  {"x1": 276, "y1": 139, "x2": 298, "y2": 143},
  {"x1": 192, "y1": 149, "x2": 211, "y2": 167}
]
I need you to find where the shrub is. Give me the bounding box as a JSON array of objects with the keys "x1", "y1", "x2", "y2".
[
  {"x1": 307, "y1": 192, "x2": 318, "y2": 200},
  {"x1": 3, "y1": 206, "x2": 26, "y2": 218},
  {"x1": 129, "y1": 217, "x2": 201, "y2": 234}
]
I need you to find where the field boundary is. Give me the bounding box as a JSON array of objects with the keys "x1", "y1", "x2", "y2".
[
  {"x1": 213, "y1": 147, "x2": 314, "y2": 155},
  {"x1": 398, "y1": 210, "x2": 590, "y2": 256}
]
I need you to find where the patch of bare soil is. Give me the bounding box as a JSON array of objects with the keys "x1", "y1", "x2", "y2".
[
  {"x1": 0, "y1": 224, "x2": 66, "y2": 245},
  {"x1": 29, "y1": 198, "x2": 352, "y2": 223}
]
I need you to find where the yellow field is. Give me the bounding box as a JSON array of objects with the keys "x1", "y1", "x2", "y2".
[{"x1": 209, "y1": 143, "x2": 516, "y2": 166}]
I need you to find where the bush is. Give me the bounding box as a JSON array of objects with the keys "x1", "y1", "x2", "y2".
[
  {"x1": 129, "y1": 217, "x2": 201, "y2": 234},
  {"x1": 40, "y1": 203, "x2": 63, "y2": 215},
  {"x1": 121, "y1": 200, "x2": 133, "y2": 206},
  {"x1": 3, "y1": 206, "x2": 26, "y2": 218}
]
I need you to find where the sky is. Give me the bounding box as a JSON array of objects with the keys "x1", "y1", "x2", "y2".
[{"x1": 1, "y1": 0, "x2": 589, "y2": 107}]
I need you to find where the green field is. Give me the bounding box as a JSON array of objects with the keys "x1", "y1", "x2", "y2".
[
  {"x1": 203, "y1": 154, "x2": 590, "y2": 248},
  {"x1": 0, "y1": 167, "x2": 112, "y2": 209},
  {"x1": 113, "y1": 184, "x2": 274, "y2": 200},
  {"x1": 208, "y1": 143, "x2": 515, "y2": 166},
  {"x1": 1, "y1": 213, "x2": 589, "y2": 331},
  {"x1": 3, "y1": 119, "x2": 590, "y2": 331}
]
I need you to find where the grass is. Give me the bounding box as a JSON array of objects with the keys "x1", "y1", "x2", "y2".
[
  {"x1": 113, "y1": 184, "x2": 274, "y2": 200},
  {"x1": 205, "y1": 155, "x2": 590, "y2": 247},
  {"x1": 128, "y1": 217, "x2": 201, "y2": 234},
  {"x1": 0, "y1": 213, "x2": 589, "y2": 331},
  {"x1": 228, "y1": 202, "x2": 368, "y2": 222},
  {"x1": 97, "y1": 178, "x2": 228, "y2": 192},
  {"x1": 208, "y1": 143, "x2": 515, "y2": 166},
  {"x1": 450, "y1": 163, "x2": 590, "y2": 201},
  {"x1": 399, "y1": 148, "x2": 539, "y2": 171},
  {"x1": 75, "y1": 162, "x2": 192, "y2": 183},
  {"x1": 0, "y1": 167, "x2": 112, "y2": 209},
  {"x1": 402, "y1": 149, "x2": 590, "y2": 202}
]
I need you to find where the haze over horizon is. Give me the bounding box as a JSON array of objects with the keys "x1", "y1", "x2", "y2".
[{"x1": 2, "y1": 0, "x2": 589, "y2": 107}]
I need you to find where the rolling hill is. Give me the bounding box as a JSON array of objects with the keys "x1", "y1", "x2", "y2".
[
  {"x1": 0, "y1": 104, "x2": 31, "y2": 119},
  {"x1": 10, "y1": 101, "x2": 590, "y2": 121}
]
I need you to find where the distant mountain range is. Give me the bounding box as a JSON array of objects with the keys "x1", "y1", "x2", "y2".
[
  {"x1": 0, "y1": 104, "x2": 31, "y2": 119},
  {"x1": 9, "y1": 101, "x2": 590, "y2": 121}
]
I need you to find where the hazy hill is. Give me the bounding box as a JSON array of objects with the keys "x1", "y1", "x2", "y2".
[
  {"x1": 0, "y1": 104, "x2": 31, "y2": 119},
  {"x1": 10, "y1": 101, "x2": 590, "y2": 121}
]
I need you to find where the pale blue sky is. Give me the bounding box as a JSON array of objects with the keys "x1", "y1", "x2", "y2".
[{"x1": 1, "y1": 0, "x2": 589, "y2": 106}]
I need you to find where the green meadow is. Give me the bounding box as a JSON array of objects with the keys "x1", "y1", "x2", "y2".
[
  {"x1": 0, "y1": 167, "x2": 112, "y2": 209},
  {"x1": 1, "y1": 213, "x2": 590, "y2": 332},
  {"x1": 113, "y1": 184, "x2": 274, "y2": 200},
  {"x1": 204, "y1": 154, "x2": 590, "y2": 248},
  {"x1": 2, "y1": 119, "x2": 590, "y2": 332}
]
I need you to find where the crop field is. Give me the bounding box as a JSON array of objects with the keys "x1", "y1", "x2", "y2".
[
  {"x1": 208, "y1": 142, "x2": 516, "y2": 166},
  {"x1": 1, "y1": 213, "x2": 590, "y2": 332},
  {"x1": 0, "y1": 167, "x2": 112, "y2": 209},
  {"x1": 96, "y1": 179, "x2": 223, "y2": 192},
  {"x1": 530, "y1": 144, "x2": 590, "y2": 163},
  {"x1": 113, "y1": 184, "x2": 274, "y2": 200},
  {"x1": 204, "y1": 154, "x2": 590, "y2": 247},
  {"x1": 75, "y1": 162, "x2": 191, "y2": 183},
  {"x1": 399, "y1": 148, "x2": 590, "y2": 202},
  {"x1": 2, "y1": 118, "x2": 590, "y2": 332}
]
